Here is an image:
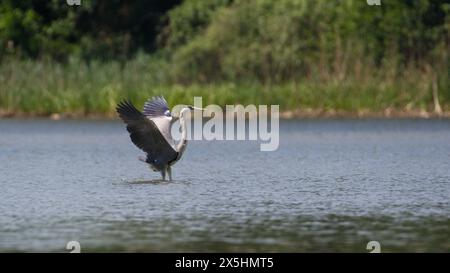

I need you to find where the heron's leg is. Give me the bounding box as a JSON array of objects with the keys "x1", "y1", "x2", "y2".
[
  {"x1": 161, "y1": 169, "x2": 166, "y2": 181},
  {"x1": 167, "y1": 166, "x2": 172, "y2": 181}
]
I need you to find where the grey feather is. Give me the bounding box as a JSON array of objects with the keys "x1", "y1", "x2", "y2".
[{"x1": 143, "y1": 96, "x2": 171, "y2": 118}]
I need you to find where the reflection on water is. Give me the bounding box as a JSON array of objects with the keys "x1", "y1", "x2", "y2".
[{"x1": 0, "y1": 118, "x2": 449, "y2": 252}]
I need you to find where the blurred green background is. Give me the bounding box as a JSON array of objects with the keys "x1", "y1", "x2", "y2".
[{"x1": 0, "y1": 0, "x2": 448, "y2": 116}]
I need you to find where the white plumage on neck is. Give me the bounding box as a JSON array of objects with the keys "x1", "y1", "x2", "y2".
[{"x1": 176, "y1": 107, "x2": 191, "y2": 155}]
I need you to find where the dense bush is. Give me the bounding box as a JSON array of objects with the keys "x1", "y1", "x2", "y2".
[
  {"x1": 160, "y1": 0, "x2": 232, "y2": 50},
  {"x1": 0, "y1": 0, "x2": 180, "y2": 61},
  {"x1": 166, "y1": 0, "x2": 449, "y2": 83},
  {"x1": 0, "y1": 0, "x2": 448, "y2": 115}
]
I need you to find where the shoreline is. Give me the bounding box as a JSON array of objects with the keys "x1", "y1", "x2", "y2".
[{"x1": 1, "y1": 109, "x2": 449, "y2": 120}]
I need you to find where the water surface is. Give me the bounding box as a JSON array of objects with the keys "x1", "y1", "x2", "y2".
[{"x1": 0, "y1": 118, "x2": 449, "y2": 252}]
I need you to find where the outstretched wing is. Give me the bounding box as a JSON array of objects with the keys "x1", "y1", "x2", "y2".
[
  {"x1": 116, "y1": 100, "x2": 178, "y2": 170},
  {"x1": 143, "y1": 96, "x2": 171, "y2": 118},
  {"x1": 143, "y1": 96, "x2": 175, "y2": 148}
]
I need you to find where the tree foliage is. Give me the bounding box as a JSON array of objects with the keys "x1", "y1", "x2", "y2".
[
  {"x1": 165, "y1": 0, "x2": 449, "y2": 83},
  {"x1": 0, "y1": 0, "x2": 180, "y2": 61},
  {"x1": 0, "y1": 0, "x2": 448, "y2": 84}
]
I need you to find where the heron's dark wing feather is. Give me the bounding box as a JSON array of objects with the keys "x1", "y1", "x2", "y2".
[
  {"x1": 116, "y1": 100, "x2": 178, "y2": 170},
  {"x1": 143, "y1": 96, "x2": 170, "y2": 118}
]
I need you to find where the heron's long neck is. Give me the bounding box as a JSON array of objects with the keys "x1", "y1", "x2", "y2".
[{"x1": 176, "y1": 115, "x2": 188, "y2": 154}]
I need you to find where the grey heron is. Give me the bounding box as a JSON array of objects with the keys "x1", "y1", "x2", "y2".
[{"x1": 116, "y1": 96, "x2": 201, "y2": 181}]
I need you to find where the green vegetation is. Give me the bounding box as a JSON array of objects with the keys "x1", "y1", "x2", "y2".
[
  {"x1": 0, "y1": 0, "x2": 449, "y2": 117},
  {"x1": 1, "y1": 55, "x2": 447, "y2": 117}
]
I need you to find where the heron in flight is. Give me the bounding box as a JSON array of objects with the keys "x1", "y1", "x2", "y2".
[{"x1": 116, "y1": 96, "x2": 202, "y2": 181}]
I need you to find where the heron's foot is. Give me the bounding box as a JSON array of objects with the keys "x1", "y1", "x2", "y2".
[{"x1": 167, "y1": 166, "x2": 172, "y2": 181}]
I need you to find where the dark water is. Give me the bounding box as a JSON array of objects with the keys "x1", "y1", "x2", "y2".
[{"x1": 0, "y1": 118, "x2": 449, "y2": 252}]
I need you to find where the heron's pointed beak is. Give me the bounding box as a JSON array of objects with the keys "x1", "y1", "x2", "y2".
[{"x1": 191, "y1": 107, "x2": 205, "y2": 111}]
